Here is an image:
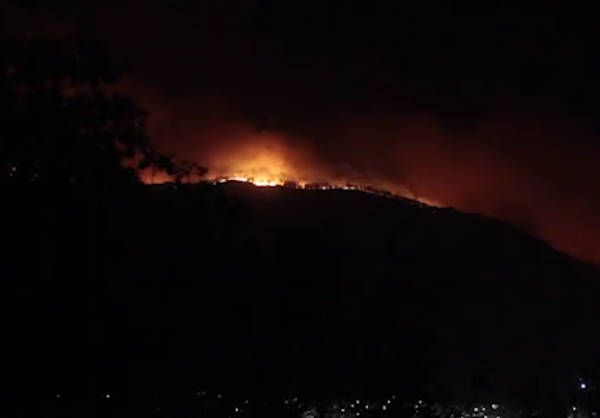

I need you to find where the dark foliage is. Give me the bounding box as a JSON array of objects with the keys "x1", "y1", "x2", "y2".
[{"x1": 0, "y1": 35, "x2": 182, "y2": 186}]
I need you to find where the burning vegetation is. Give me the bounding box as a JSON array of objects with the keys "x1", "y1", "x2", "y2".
[{"x1": 139, "y1": 139, "x2": 441, "y2": 207}]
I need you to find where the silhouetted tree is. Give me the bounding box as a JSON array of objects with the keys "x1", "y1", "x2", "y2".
[{"x1": 0, "y1": 35, "x2": 194, "y2": 186}]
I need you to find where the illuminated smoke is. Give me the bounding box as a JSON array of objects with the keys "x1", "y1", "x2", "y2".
[{"x1": 123, "y1": 81, "x2": 600, "y2": 265}]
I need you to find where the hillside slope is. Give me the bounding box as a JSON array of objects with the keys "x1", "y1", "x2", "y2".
[{"x1": 4, "y1": 182, "x2": 600, "y2": 409}]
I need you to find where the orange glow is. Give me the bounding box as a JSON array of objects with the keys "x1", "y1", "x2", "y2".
[
  {"x1": 216, "y1": 175, "x2": 283, "y2": 187},
  {"x1": 140, "y1": 169, "x2": 174, "y2": 185},
  {"x1": 203, "y1": 135, "x2": 311, "y2": 187},
  {"x1": 139, "y1": 139, "x2": 442, "y2": 207}
]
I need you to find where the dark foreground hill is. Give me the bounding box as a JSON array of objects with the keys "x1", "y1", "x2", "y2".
[{"x1": 3, "y1": 182, "x2": 600, "y2": 414}]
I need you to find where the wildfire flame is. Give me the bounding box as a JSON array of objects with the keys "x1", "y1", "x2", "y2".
[
  {"x1": 140, "y1": 137, "x2": 441, "y2": 206},
  {"x1": 205, "y1": 139, "x2": 307, "y2": 186}
]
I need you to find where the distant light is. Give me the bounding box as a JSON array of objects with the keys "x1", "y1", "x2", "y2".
[
  {"x1": 581, "y1": 382, "x2": 587, "y2": 390},
  {"x1": 234, "y1": 407, "x2": 240, "y2": 413},
  {"x1": 341, "y1": 408, "x2": 345, "y2": 413},
  {"x1": 56, "y1": 394, "x2": 61, "y2": 399},
  {"x1": 365, "y1": 404, "x2": 369, "y2": 410},
  {"x1": 382, "y1": 405, "x2": 387, "y2": 411},
  {"x1": 387, "y1": 400, "x2": 391, "y2": 404},
  {"x1": 105, "y1": 393, "x2": 111, "y2": 399},
  {"x1": 491, "y1": 404, "x2": 499, "y2": 410},
  {"x1": 474, "y1": 407, "x2": 479, "y2": 412},
  {"x1": 573, "y1": 406, "x2": 577, "y2": 411},
  {"x1": 217, "y1": 394, "x2": 222, "y2": 399},
  {"x1": 356, "y1": 400, "x2": 360, "y2": 404},
  {"x1": 357, "y1": 413, "x2": 361, "y2": 416}
]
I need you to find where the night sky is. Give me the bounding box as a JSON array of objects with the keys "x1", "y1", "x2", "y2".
[{"x1": 4, "y1": 1, "x2": 600, "y2": 264}]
